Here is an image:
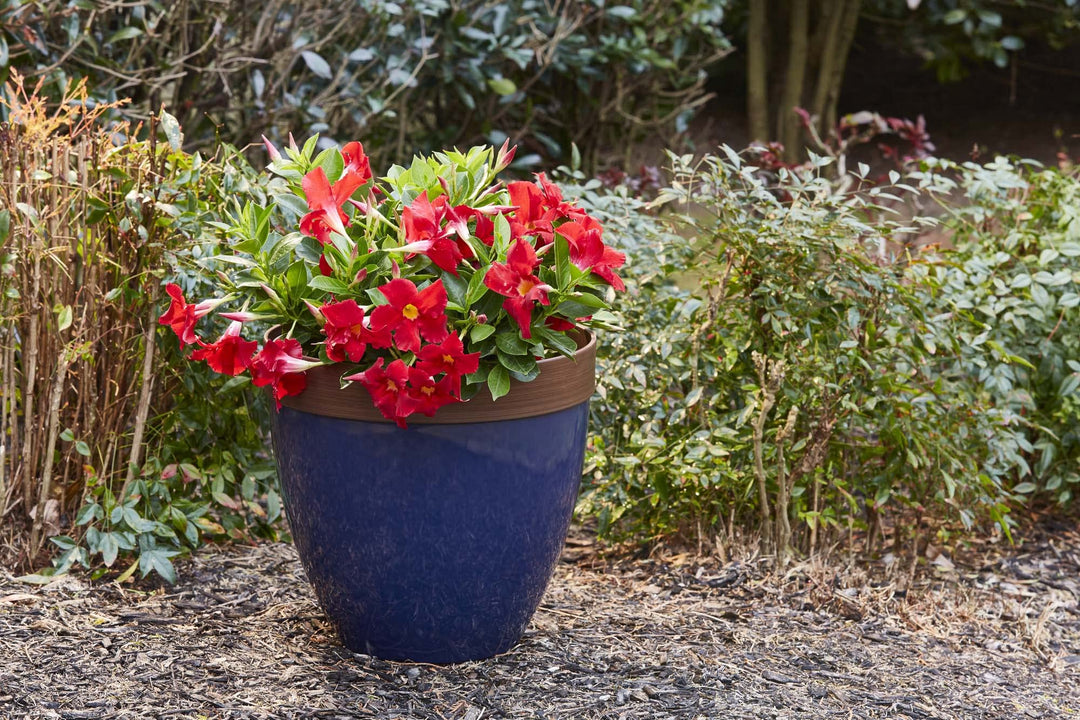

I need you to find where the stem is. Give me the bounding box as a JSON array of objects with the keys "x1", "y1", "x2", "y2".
[
  {"x1": 29, "y1": 350, "x2": 72, "y2": 555},
  {"x1": 752, "y1": 354, "x2": 783, "y2": 552},
  {"x1": 120, "y1": 285, "x2": 160, "y2": 500}
]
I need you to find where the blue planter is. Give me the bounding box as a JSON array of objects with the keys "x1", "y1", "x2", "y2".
[{"x1": 271, "y1": 334, "x2": 596, "y2": 663}]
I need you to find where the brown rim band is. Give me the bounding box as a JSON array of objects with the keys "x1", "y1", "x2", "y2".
[{"x1": 280, "y1": 331, "x2": 596, "y2": 424}]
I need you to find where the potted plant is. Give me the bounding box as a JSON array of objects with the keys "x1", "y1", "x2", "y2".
[{"x1": 159, "y1": 136, "x2": 625, "y2": 663}]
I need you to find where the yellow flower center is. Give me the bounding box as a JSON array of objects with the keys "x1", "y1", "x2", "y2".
[
  {"x1": 350, "y1": 323, "x2": 365, "y2": 335},
  {"x1": 516, "y1": 278, "x2": 536, "y2": 296},
  {"x1": 402, "y1": 303, "x2": 420, "y2": 320},
  {"x1": 421, "y1": 385, "x2": 435, "y2": 396},
  {"x1": 442, "y1": 354, "x2": 454, "y2": 366},
  {"x1": 385, "y1": 380, "x2": 398, "y2": 392}
]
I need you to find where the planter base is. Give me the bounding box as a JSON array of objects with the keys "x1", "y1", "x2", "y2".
[{"x1": 271, "y1": 401, "x2": 589, "y2": 663}]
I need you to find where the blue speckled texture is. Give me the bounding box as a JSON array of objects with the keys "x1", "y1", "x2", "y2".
[{"x1": 270, "y1": 402, "x2": 589, "y2": 664}]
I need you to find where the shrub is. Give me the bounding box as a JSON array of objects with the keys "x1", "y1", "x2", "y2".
[
  {"x1": 0, "y1": 76, "x2": 274, "y2": 582},
  {"x1": 913, "y1": 156, "x2": 1080, "y2": 505},
  {"x1": 2, "y1": 1, "x2": 729, "y2": 170},
  {"x1": 578, "y1": 149, "x2": 1026, "y2": 558}
]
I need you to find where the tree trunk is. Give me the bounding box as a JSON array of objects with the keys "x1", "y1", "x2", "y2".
[
  {"x1": 823, "y1": 0, "x2": 862, "y2": 132},
  {"x1": 778, "y1": 0, "x2": 810, "y2": 160},
  {"x1": 747, "y1": 0, "x2": 770, "y2": 143},
  {"x1": 811, "y1": 0, "x2": 848, "y2": 133}
]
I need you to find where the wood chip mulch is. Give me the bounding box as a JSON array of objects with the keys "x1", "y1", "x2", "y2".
[{"x1": 1, "y1": 527, "x2": 1078, "y2": 720}]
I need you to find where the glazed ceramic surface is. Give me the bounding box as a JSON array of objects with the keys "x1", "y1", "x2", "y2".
[{"x1": 271, "y1": 401, "x2": 589, "y2": 663}]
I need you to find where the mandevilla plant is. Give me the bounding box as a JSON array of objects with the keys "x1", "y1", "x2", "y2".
[{"x1": 159, "y1": 137, "x2": 625, "y2": 426}]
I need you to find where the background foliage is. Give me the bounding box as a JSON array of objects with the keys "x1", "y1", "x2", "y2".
[
  {"x1": 0, "y1": 0, "x2": 728, "y2": 171},
  {"x1": 578, "y1": 148, "x2": 1080, "y2": 557}
]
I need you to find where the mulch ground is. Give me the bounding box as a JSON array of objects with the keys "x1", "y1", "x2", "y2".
[{"x1": 1, "y1": 526, "x2": 1078, "y2": 720}]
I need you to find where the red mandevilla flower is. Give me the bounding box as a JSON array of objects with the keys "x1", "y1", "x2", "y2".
[
  {"x1": 250, "y1": 338, "x2": 319, "y2": 407},
  {"x1": 415, "y1": 333, "x2": 481, "y2": 397},
  {"x1": 483, "y1": 239, "x2": 551, "y2": 339},
  {"x1": 369, "y1": 278, "x2": 450, "y2": 353},
  {"x1": 554, "y1": 219, "x2": 626, "y2": 291},
  {"x1": 401, "y1": 192, "x2": 465, "y2": 274},
  {"x1": 341, "y1": 141, "x2": 373, "y2": 187},
  {"x1": 320, "y1": 299, "x2": 378, "y2": 363},
  {"x1": 190, "y1": 321, "x2": 257, "y2": 375},
  {"x1": 344, "y1": 358, "x2": 412, "y2": 428},
  {"x1": 404, "y1": 367, "x2": 458, "y2": 417},
  {"x1": 158, "y1": 283, "x2": 219, "y2": 345},
  {"x1": 507, "y1": 181, "x2": 556, "y2": 244}
]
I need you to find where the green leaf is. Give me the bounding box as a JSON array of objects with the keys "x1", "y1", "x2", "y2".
[
  {"x1": 487, "y1": 78, "x2": 517, "y2": 96},
  {"x1": 74, "y1": 440, "x2": 90, "y2": 457},
  {"x1": 493, "y1": 214, "x2": 511, "y2": 255},
  {"x1": 442, "y1": 272, "x2": 468, "y2": 308},
  {"x1": 267, "y1": 488, "x2": 281, "y2": 524},
  {"x1": 943, "y1": 9, "x2": 967, "y2": 24},
  {"x1": 535, "y1": 327, "x2": 578, "y2": 358},
  {"x1": 56, "y1": 304, "x2": 72, "y2": 332},
  {"x1": 487, "y1": 364, "x2": 510, "y2": 401},
  {"x1": 554, "y1": 234, "x2": 572, "y2": 291},
  {"x1": 75, "y1": 503, "x2": 99, "y2": 526},
  {"x1": 0, "y1": 210, "x2": 9, "y2": 244},
  {"x1": 301, "y1": 50, "x2": 334, "y2": 80},
  {"x1": 470, "y1": 323, "x2": 496, "y2": 342},
  {"x1": 159, "y1": 109, "x2": 183, "y2": 151},
  {"x1": 313, "y1": 148, "x2": 344, "y2": 184},
  {"x1": 107, "y1": 26, "x2": 143, "y2": 43},
  {"x1": 497, "y1": 350, "x2": 538, "y2": 376},
  {"x1": 496, "y1": 331, "x2": 529, "y2": 355},
  {"x1": 1012, "y1": 482, "x2": 1037, "y2": 494},
  {"x1": 139, "y1": 548, "x2": 178, "y2": 584},
  {"x1": 308, "y1": 275, "x2": 349, "y2": 294},
  {"x1": 100, "y1": 533, "x2": 119, "y2": 567},
  {"x1": 465, "y1": 269, "x2": 488, "y2": 306}
]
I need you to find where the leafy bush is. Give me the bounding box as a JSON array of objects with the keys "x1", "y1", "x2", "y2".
[
  {"x1": 578, "y1": 149, "x2": 1028, "y2": 557},
  {"x1": 1, "y1": 77, "x2": 275, "y2": 583},
  {"x1": 913, "y1": 156, "x2": 1080, "y2": 505},
  {"x1": 2, "y1": 0, "x2": 729, "y2": 169}
]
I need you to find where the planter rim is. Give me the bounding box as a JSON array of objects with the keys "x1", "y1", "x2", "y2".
[{"x1": 280, "y1": 331, "x2": 596, "y2": 424}]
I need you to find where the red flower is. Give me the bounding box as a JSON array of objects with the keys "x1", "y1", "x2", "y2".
[
  {"x1": 555, "y1": 220, "x2": 626, "y2": 291},
  {"x1": 320, "y1": 299, "x2": 378, "y2": 363},
  {"x1": 404, "y1": 367, "x2": 458, "y2": 417},
  {"x1": 341, "y1": 141, "x2": 373, "y2": 188},
  {"x1": 483, "y1": 239, "x2": 551, "y2": 338},
  {"x1": 369, "y1": 278, "x2": 450, "y2": 353},
  {"x1": 345, "y1": 358, "x2": 412, "y2": 428},
  {"x1": 158, "y1": 283, "x2": 217, "y2": 345},
  {"x1": 318, "y1": 254, "x2": 334, "y2": 276},
  {"x1": 507, "y1": 181, "x2": 556, "y2": 244},
  {"x1": 535, "y1": 172, "x2": 584, "y2": 221},
  {"x1": 190, "y1": 321, "x2": 257, "y2": 376},
  {"x1": 415, "y1": 333, "x2": 480, "y2": 397},
  {"x1": 250, "y1": 338, "x2": 320, "y2": 407},
  {"x1": 545, "y1": 316, "x2": 577, "y2": 332},
  {"x1": 402, "y1": 192, "x2": 464, "y2": 274},
  {"x1": 300, "y1": 167, "x2": 350, "y2": 242},
  {"x1": 593, "y1": 245, "x2": 627, "y2": 291}
]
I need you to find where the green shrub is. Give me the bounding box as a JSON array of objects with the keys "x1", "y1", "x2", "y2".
[
  {"x1": 578, "y1": 150, "x2": 1027, "y2": 557},
  {"x1": 913, "y1": 157, "x2": 1080, "y2": 505}
]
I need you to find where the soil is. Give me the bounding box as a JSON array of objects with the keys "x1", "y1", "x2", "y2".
[{"x1": 1, "y1": 524, "x2": 1078, "y2": 719}]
